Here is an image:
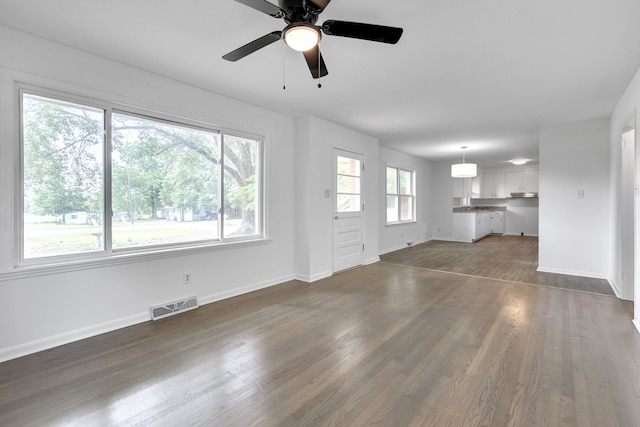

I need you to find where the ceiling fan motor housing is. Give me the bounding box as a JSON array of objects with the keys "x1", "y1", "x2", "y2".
[{"x1": 279, "y1": 0, "x2": 321, "y2": 24}]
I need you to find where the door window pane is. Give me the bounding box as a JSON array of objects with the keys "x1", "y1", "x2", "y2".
[
  {"x1": 337, "y1": 194, "x2": 361, "y2": 212},
  {"x1": 22, "y1": 94, "x2": 105, "y2": 258},
  {"x1": 337, "y1": 175, "x2": 361, "y2": 194},
  {"x1": 337, "y1": 156, "x2": 360, "y2": 176},
  {"x1": 111, "y1": 113, "x2": 220, "y2": 248}
]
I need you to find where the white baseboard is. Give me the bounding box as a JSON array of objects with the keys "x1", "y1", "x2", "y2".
[
  {"x1": 0, "y1": 273, "x2": 297, "y2": 364},
  {"x1": 430, "y1": 237, "x2": 458, "y2": 242},
  {"x1": 607, "y1": 278, "x2": 632, "y2": 300},
  {"x1": 0, "y1": 312, "x2": 149, "y2": 364},
  {"x1": 633, "y1": 318, "x2": 640, "y2": 335},
  {"x1": 379, "y1": 238, "x2": 431, "y2": 255},
  {"x1": 198, "y1": 274, "x2": 296, "y2": 306},
  {"x1": 364, "y1": 256, "x2": 380, "y2": 265},
  {"x1": 609, "y1": 278, "x2": 621, "y2": 298},
  {"x1": 294, "y1": 271, "x2": 332, "y2": 283},
  {"x1": 536, "y1": 266, "x2": 607, "y2": 280}
]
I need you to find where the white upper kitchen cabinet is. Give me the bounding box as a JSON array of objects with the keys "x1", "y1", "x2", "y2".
[
  {"x1": 482, "y1": 172, "x2": 506, "y2": 198},
  {"x1": 452, "y1": 176, "x2": 481, "y2": 198},
  {"x1": 506, "y1": 170, "x2": 539, "y2": 194},
  {"x1": 471, "y1": 176, "x2": 481, "y2": 198}
]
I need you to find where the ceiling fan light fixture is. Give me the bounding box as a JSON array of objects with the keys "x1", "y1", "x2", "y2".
[{"x1": 283, "y1": 23, "x2": 321, "y2": 52}]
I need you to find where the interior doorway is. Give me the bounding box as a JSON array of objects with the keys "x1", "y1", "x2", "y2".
[{"x1": 621, "y1": 113, "x2": 636, "y2": 301}]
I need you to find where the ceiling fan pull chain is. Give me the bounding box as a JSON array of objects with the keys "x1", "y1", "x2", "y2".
[
  {"x1": 282, "y1": 44, "x2": 287, "y2": 90},
  {"x1": 317, "y1": 47, "x2": 322, "y2": 89}
]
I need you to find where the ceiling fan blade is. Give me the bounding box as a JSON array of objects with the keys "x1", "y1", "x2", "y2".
[
  {"x1": 306, "y1": 0, "x2": 332, "y2": 12},
  {"x1": 233, "y1": 0, "x2": 282, "y2": 18},
  {"x1": 322, "y1": 20, "x2": 403, "y2": 44},
  {"x1": 302, "y1": 46, "x2": 328, "y2": 79},
  {"x1": 222, "y1": 31, "x2": 282, "y2": 62}
]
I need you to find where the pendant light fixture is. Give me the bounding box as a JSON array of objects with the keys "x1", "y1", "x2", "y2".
[{"x1": 451, "y1": 146, "x2": 477, "y2": 178}]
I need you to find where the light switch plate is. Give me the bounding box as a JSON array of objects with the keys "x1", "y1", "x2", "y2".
[{"x1": 577, "y1": 189, "x2": 584, "y2": 199}]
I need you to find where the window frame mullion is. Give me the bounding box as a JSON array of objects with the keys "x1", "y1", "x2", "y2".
[
  {"x1": 219, "y1": 134, "x2": 225, "y2": 241},
  {"x1": 103, "y1": 107, "x2": 113, "y2": 254},
  {"x1": 396, "y1": 168, "x2": 401, "y2": 221}
]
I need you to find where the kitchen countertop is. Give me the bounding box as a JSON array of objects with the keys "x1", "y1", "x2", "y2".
[{"x1": 453, "y1": 206, "x2": 507, "y2": 213}]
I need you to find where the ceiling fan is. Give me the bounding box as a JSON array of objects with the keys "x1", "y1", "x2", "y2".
[{"x1": 222, "y1": 0, "x2": 404, "y2": 79}]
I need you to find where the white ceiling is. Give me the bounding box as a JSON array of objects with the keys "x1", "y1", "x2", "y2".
[{"x1": 2, "y1": 0, "x2": 640, "y2": 167}]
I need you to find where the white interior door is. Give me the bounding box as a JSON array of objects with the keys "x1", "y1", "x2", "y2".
[{"x1": 333, "y1": 149, "x2": 364, "y2": 273}]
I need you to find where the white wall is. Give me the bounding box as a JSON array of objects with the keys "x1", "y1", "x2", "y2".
[
  {"x1": 0, "y1": 25, "x2": 297, "y2": 361},
  {"x1": 539, "y1": 119, "x2": 610, "y2": 279},
  {"x1": 610, "y1": 64, "x2": 640, "y2": 313},
  {"x1": 378, "y1": 146, "x2": 432, "y2": 254},
  {"x1": 294, "y1": 115, "x2": 380, "y2": 281},
  {"x1": 431, "y1": 162, "x2": 457, "y2": 240}
]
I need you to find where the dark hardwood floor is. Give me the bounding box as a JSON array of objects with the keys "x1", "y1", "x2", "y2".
[
  {"x1": 380, "y1": 236, "x2": 615, "y2": 295},
  {"x1": 1, "y1": 262, "x2": 639, "y2": 426}
]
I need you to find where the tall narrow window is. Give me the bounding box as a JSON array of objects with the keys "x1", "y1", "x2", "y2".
[
  {"x1": 386, "y1": 166, "x2": 416, "y2": 224},
  {"x1": 22, "y1": 94, "x2": 105, "y2": 259}
]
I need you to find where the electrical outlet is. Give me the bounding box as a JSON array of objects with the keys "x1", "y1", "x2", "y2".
[{"x1": 183, "y1": 272, "x2": 192, "y2": 285}]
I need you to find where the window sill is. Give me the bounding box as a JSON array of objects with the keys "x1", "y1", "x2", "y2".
[
  {"x1": 0, "y1": 238, "x2": 271, "y2": 283},
  {"x1": 385, "y1": 221, "x2": 418, "y2": 227}
]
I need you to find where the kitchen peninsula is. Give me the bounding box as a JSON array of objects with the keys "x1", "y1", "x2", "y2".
[{"x1": 452, "y1": 206, "x2": 506, "y2": 242}]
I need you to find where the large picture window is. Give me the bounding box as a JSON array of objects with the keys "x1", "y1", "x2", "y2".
[
  {"x1": 20, "y1": 90, "x2": 263, "y2": 263},
  {"x1": 386, "y1": 165, "x2": 416, "y2": 224}
]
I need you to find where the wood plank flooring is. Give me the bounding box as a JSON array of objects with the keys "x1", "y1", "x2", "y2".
[
  {"x1": 1, "y1": 262, "x2": 638, "y2": 426},
  {"x1": 380, "y1": 236, "x2": 615, "y2": 295}
]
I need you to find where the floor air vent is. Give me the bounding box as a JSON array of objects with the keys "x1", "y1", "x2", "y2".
[{"x1": 151, "y1": 296, "x2": 198, "y2": 321}]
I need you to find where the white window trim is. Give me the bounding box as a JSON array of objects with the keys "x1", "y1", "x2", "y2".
[
  {"x1": 385, "y1": 164, "x2": 417, "y2": 225},
  {"x1": 1, "y1": 80, "x2": 268, "y2": 280}
]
